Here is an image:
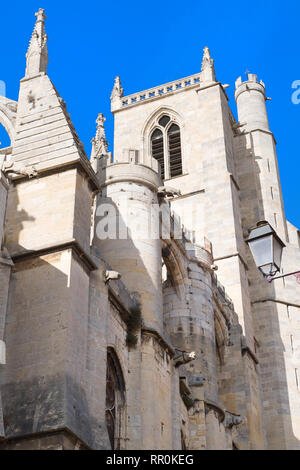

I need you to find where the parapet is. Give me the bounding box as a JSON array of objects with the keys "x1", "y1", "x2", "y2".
[
  {"x1": 97, "y1": 149, "x2": 160, "y2": 191},
  {"x1": 111, "y1": 70, "x2": 214, "y2": 112},
  {"x1": 235, "y1": 73, "x2": 266, "y2": 101}
]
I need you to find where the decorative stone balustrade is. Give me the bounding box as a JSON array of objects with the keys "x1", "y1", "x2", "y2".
[{"x1": 117, "y1": 72, "x2": 202, "y2": 111}]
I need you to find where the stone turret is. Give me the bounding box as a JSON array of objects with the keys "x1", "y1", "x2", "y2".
[
  {"x1": 96, "y1": 152, "x2": 176, "y2": 449},
  {"x1": 97, "y1": 150, "x2": 162, "y2": 333},
  {"x1": 235, "y1": 72, "x2": 288, "y2": 242},
  {"x1": 234, "y1": 72, "x2": 300, "y2": 449},
  {"x1": 235, "y1": 73, "x2": 270, "y2": 132}
]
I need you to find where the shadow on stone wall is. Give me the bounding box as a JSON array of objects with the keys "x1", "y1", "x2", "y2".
[
  {"x1": 238, "y1": 132, "x2": 299, "y2": 449},
  {"x1": 0, "y1": 176, "x2": 112, "y2": 450}
]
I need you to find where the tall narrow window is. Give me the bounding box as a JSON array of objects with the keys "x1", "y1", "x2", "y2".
[
  {"x1": 150, "y1": 114, "x2": 183, "y2": 180},
  {"x1": 168, "y1": 124, "x2": 182, "y2": 178},
  {"x1": 105, "y1": 348, "x2": 126, "y2": 450},
  {"x1": 151, "y1": 128, "x2": 165, "y2": 179}
]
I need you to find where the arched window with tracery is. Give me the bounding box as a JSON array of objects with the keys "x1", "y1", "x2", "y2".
[
  {"x1": 105, "y1": 348, "x2": 126, "y2": 450},
  {"x1": 150, "y1": 114, "x2": 183, "y2": 180}
]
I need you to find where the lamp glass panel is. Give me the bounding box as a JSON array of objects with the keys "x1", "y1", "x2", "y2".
[
  {"x1": 273, "y1": 237, "x2": 283, "y2": 270},
  {"x1": 248, "y1": 234, "x2": 273, "y2": 268}
]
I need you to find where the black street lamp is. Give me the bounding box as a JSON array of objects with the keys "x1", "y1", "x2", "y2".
[{"x1": 246, "y1": 220, "x2": 300, "y2": 283}]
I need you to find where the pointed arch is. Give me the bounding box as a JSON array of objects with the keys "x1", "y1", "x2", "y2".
[
  {"x1": 162, "y1": 239, "x2": 188, "y2": 301},
  {"x1": 142, "y1": 105, "x2": 185, "y2": 138},
  {"x1": 141, "y1": 106, "x2": 186, "y2": 177},
  {"x1": 214, "y1": 309, "x2": 229, "y2": 367},
  {"x1": 105, "y1": 347, "x2": 126, "y2": 450}
]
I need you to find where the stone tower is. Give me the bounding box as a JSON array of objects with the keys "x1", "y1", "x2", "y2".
[
  {"x1": 0, "y1": 10, "x2": 299, "y2": 450},
  {"x1": 110, "y1": 48, "x2": 300, "y2": 449},
  {"x1": 234, "y1": 74, "x2": 300, "y2": 449}
]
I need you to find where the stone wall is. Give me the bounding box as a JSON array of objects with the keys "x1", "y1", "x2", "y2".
[{"x1": 0, "y1": 171, "x2": 10, "y2": 438}]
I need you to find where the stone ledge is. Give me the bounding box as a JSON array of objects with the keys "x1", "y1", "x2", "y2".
[
  {"x1": 6, "y1": 157, "x2": 100, "y2": 192},
  {"x1": 10, "y1": 238, "x2": 97, "y2": 272}
]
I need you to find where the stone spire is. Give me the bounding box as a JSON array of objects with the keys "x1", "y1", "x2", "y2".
[
  {"x1": 201, "y1": 47, "x2": 216, "y2": 82},
  {"x1": 110, "y1": 76, "x2": 124, "y2": 111},
  {"x1": 25, "y1": 8, "x2": 48, "y2": 78},
  {"x1": 91, "y1": 113, "x2": 109, "y2": 161}
]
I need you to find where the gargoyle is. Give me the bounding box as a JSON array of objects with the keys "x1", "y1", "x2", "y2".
[
  {"x1": 105, "y1": 270, "x2": 121, "y2": 283},
  {"x1": 2, "y1": 161, "x2": 38, "y2": 179},
  {"x1": 157, "y1": 186, "x2": 181, "y2": 198},
  {"x1": 224, "y1": 412, "x2": 243, "y2": 429},
  {"x1": 174, "y1": 350, "x2": 196, "y2": 368}
]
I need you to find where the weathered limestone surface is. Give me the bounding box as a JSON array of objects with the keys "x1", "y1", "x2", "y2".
[
  {"x1": 0, "y1": 171, "x2": 11, "y2": 438},
  {"x1": 0, "y1": 9, "x2": 298, "y2": 451},
  {"x1": 0, "y1": 173, "x2": 8, "y2": 248}
]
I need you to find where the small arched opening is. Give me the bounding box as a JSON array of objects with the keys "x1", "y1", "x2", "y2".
[{"x1": 105, "y1": 347, "x2": 126, "y2": 450}]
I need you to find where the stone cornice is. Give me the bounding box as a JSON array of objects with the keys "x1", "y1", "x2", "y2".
[
  {"x1": 214, "y1": 251, "x2": 249, "y2": 271},
  {"x1": 234, "y1": 128, "x2": 277, "y2": 145},
  {"x1": 7, "y1": 159, "x2": 100, "y2": 192},
  {"x1": 196, "y1": 81, "x2": 230, "y2": 102},
  {"x1": 10, "y1": 239, "x2": 97, "y2": 272}
]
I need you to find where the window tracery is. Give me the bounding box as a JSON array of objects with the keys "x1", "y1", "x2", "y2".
[
  {"x1": 105, "y1": 348, "x2": 126, "y2": 450},
  {"x1": 150, "y1": 114, "x2": 183, "y2": 180}
]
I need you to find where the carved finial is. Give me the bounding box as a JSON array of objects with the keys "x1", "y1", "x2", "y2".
[
  {"x1": 201, "y1": 47, "x2": 216, "y2": 82},
  {"x1": 201, "y1": 47, "x2": 212, "y2": 70},
  {"x1": 96, "y1": 113, "x2": 106, "y2": 129},
  {"x1": 110, "y1": 76, "x2": 124, "y2": 101},
  {"x1": 91, "y1": 113, "x2": 109, "y2": 160},
  {"x1": 25, "y1": 8, "x2": 48, "y2": 78},
  {"x1": 110, "y1": 76, "x2": 124, "y2": 111},
  {"x1": 35, "y1": 8, "x2": 46, "y2": 23}
]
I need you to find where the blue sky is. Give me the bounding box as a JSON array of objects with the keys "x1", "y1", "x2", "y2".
[{"x1": 0, "y1": 0, "x2": 299, "y2": 228}]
